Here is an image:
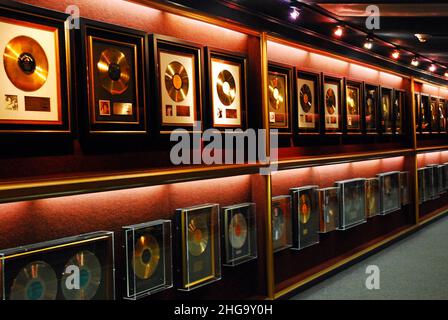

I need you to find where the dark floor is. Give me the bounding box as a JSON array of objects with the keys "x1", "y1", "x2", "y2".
[{"x1": 291, "y1": 215, "x2": 448, "y2": 300}]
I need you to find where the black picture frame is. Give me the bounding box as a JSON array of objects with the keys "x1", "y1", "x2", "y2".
[
  {"x1": 393, "y1": 89, "x2": 406, "y2": 135},
  {"x1": 420, "y1": 93, "x2": 430, "y2": 133},
  {"x1": 344, "y1": 79, "x2": 363, "y2": 134},
  {"x1": 205, "y1": 47, "x2": 248, "y2": 130},
  {"x1": 322, "y1": 74, "x2": 343, "y2": 133},
  {"x1": 380, "y1": 86, "x2": 393, "y2": 134},
  {"x1": 266, "y1": 62, "x2": 293, "y2": 134},
  {"x1": 77, "y1": 19, "x2": 148, "y2": 135},
  {"x1": 429, "y1": 95, "x2": 440, "y2": 134},
  {"x1": 296, "y1": 69, "x2": 320, "y2": 134},
  {"x1": 150, "y1": 34, "x2": 204, "y2": 134},
  {"x1": 0, "y1": 1, "x2": 72, "y2": 134},
  {"x1": 363, "y1": 83, "x2": 379, "y2": 134}
]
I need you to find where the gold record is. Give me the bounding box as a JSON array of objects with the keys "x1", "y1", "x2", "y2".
[
  {"x1": 188, "y1": 215, "x2": 209, "y2": 257},
  {"x1": 3, "y1": 36, "x2": 49, "y2": 92},
  {"x1": 229, "y1": 213, "x2": 248, "y2": 250},
  {"x1": 268, "y1": 75, "x2": 284, "y2": 110},
  {"x1": 217, "y1": 69, "x2": 236, "y2": 106},
  {"x1": 10, "y1": 261, "x2": 57, "y2": 300},
  {"x1": 165, "y1": 61, "x2": 189, "y2": 102},
  {"x1": 133, "y1": 234, "x2": 160, "y2": 280},
  {"x1": 61, "y1": 250, "x2": 102, "y2": 300},
  {"x1": 300, "y1": 84, "x2": 313, "y2": 113},
  {"x1": 299, "y1": 194, "x2": 311, "y2": 224},
  {"x1": 97, "y1": 48, "x2": 131, "y2": 95},
  {"x1": 326, "y1": 88, "x2": 336, "y2": 114}
]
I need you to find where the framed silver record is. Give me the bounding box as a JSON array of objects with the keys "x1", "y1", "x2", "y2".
[
  {"x1": 222, "y1": 203, "x2": 257, "y2": 266},
  {"x1": 317, "y1": 187, "x2": 340, "y2": 233},
  {"x1": 0, "y1": 231, "x2": 115, "y2": 300},
  {"x1": 335, "y1": 178, "x2": 367, "y2": 230},
  {"x1": 290, "y1": 186, "x2": 319, "y2": 250},
  {"x1": 377, "y1": 171, "x2": 401, "y2": 215},
  {"x1": 123, "y1": 220, "x2": 172, "y2": 300}
]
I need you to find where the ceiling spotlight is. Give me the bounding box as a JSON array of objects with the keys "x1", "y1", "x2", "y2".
[
  {"x1": 289, "y1": 6, "x2": 300, "y2": 20},
  {"x1": 429, "y1": 64, "x2": 437, "y2": 72},
  {"x1": 444, "y1": 72, "x2": 448, "y2": 78},
  {"x1": 334, "y1": 26, "x2": 343, "y2": 38},
  {"x1": 411, "y1": 57, "x2": 420, "y2": 67},
  {"x1": 391, "y1": 50, "x2": 400, "y2": 60},
  {"x1": 363, "y1": 37, "x2": 373, "y2": 50},
  {"x1": 414, "y1": 34, "x2": 431, "y2": 43}
]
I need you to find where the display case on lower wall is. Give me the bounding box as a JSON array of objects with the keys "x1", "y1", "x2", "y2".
[
  {"x1": 417, "y1": 150, "x2": 448, "y2": 221},
  {"x1": 270, "y1": 155, "x2": 416, "y2": 297},
  {"x1": 0, "y1": 173, "x2": 269, "y2": 300}
]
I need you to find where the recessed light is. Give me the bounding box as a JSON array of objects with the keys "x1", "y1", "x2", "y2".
[
  {"x1": 334, "y1": 26, "x2": 343, "y2": 38},
  {"x1": 289, "y1": 6, "x2": 300, "y2": 20},
  {"x1": 363, "y1": 37, "x2": 373, "y2": 50},
  {"x1": 411, "y1": 57, "x2": 420, "y2": 67},
  {"x1": 391, "y1": 50, "x2": 400, "y2": 60},
  {"x1": 429, "y1": 64, "x2": 437, "y2": 72}
]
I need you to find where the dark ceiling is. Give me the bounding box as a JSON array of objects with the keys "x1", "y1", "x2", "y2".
[{"x1": 223, "y1": 0, "x2": 448, "y2": 76}]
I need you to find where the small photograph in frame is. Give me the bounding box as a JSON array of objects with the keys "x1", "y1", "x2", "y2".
[
  {"x1": 421, "y1": 94, "x2": 430, "y2": 133},
  {"x1": 80, "y1": 19, "x2": 147, "y2": 134},
  {"x1": 322, "y1": 75, "x2": 342, "y2": 132},
  {"x1": 206, "y1": 48, "x2": 247, "y2": 129},
  {"x1": 0, "y1": 2, "x2": 71, "y2": 133},
  {"x1": 297, "y1": 70, "x2": 320, "y2": 133},
  {"x1": 268, "y1": 63, "x2": 293, "y2": 133},
  {"x1": 438, "y1": 99, "x2": 446, "y2": 132},
  {"x1": 222, "y1": 203, "x2": 257, "y2": 267},
  {"x1": 345, "y1": 80, "x2": 362, "y2": 133},
  {"x1": 176, "y1": 204, "x2": 221, "y2": 291},
  {"x1": 380, "y1": 87, "x2": 393, "y2": 134},
  {"x1": 430, "y1": 96, "x2": 440, "y2": 133},
  {"x1": 152, "y1": 35, "x2": 203, "y2": 133},
  {"x1": 393, "y1": 89, "x2": 405, "y2": 134},
  {"x1": 272, "y1": 195, "x2": 292, "y2": 252},
  {"x1": 364, "y1": 83, "x2": 379, "y2": 133}
]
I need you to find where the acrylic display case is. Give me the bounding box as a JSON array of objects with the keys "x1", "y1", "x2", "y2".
[
  {"x1": 377, "y1": 171, "x2": 401, "y2": 215},
  {"x1": 335, "y1": 178, "x2": 367, "y2": 230},
  {"x1": 317, "y1": 187, "x2": 340, "y2": 233}
]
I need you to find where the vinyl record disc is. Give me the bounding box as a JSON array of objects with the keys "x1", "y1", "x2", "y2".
[
  {"x1": 272, "y1": 206, "x2": 285, "y2": 241},
  {"x1": 300, "y1": 84, "x2": 312, "y2": 113},
  {"x1": 165, "y1": 61, "x2": 189, "y2": 102},
  {"x1": 268, "y1": 76, "x2": 284, "y2": 110},
  {"x1": 3, "y1": 35, "x2": 49, "y2": 92},
  {"x1": 187, "y1": 215, "x2": 209, "y2": 257},
  {"x1": 299, "y1": 194, "x2": 311, "y2": 224},
  {"x1": 97, "y1": 48, "x2": 131, "y2": 95},
  {"x1": 10, "y1": 261, "x2": 57, "y2": 300},
  {"x1": 133, "y1": 234, "x2": 160, "y2": 280},
  {"x1": 61, "y1": 250, "x2": 102, "y2": 300},
  {"x1": 228, "y1": 213, "x2": 248, "y2": 250},
  {"x1": 326, "y1": 88, "x2": 336, "y2": 114},
  {"x1": 217, "y1": 69, "x2": 236, "y2": 106}
]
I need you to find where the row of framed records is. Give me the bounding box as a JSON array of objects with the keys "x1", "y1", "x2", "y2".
[
  {"x1": 0, "y1": 203, "x2": 257, "y2": 300},
  {"x1": 415, "y1": 93, "x2": 448, "y2": 134},
  {"x1": 418, "y1": 163, "x2": 448, "y2": 204},
  {"x1": 272, "y1": 171, "x2": 410, "y2": 251},
  {"x1": 0, "y1": 2, "x2": 406, "y2": 137}
]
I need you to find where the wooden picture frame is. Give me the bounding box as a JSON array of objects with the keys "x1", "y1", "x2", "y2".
[
  {"x1": 0, "y1": 1, "x2": 71, "y2": 133},
  {"x1": 205, "y1": 47, "x2": 247, "y2": 130},
  {"x1": 78, "y1": 19, "x2": 148, "y2": 134},
  {"x1": 296, "y1": 69, "x2": 320, "y2": 134}
]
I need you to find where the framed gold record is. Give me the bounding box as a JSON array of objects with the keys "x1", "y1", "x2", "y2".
[
  {"x1": 177, "y1": 204, "x2": 220, "y2": 291},
  {"x1": 79, "y1": 19, "x2": 147, "y2": 134},
  {"x1": 152, "y1": 35, "x2": 203, "y2": 133},
  {"x1": 322, "y1": 74, "x2": 342, "y2": 132},
  {"x1": 0, "y1": 2, "x2": 71, "y2": 133},
  {"x1": 206, "y1": 48, "x2": 247, "y2": 129},
  {"x1": 344, "y1": 80, "x2": 362, "y2": 133},
  {"x1": 297, "y1": 70, "x2": 320, "y2": 133},
  {"x1": 268, "y1": 63, "x2": 293, "y2": 133}
]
